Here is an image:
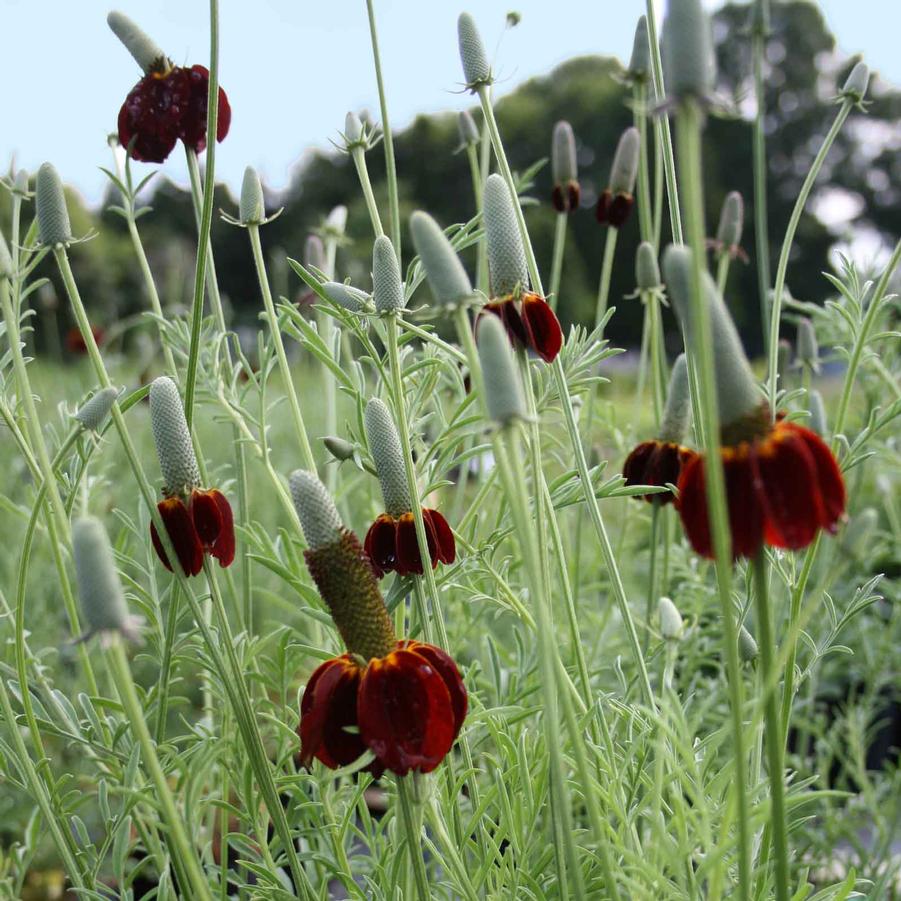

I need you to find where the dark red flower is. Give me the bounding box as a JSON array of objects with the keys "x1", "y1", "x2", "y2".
[
  {"x1": 676, "y1": 420, "x2": 846, "y2": 559},
  {"x1": 299, "y1": 639, "x2": 467, "y2": 776},
  {"x1": 117, "y1": 64, "x2": 230, "y2": 163},
  {"x1": 596, "y1": 189, "x2": 634, "y2": 228},
  {"x1": 66, "y1": 325, "x2": 105, "y2": 355},
  {"x1": 150, "y1": 487, "x2": 235, "y2": 576},
  {"x1": 552, "y1": 180, "x2": 581, "y2": 214},
  {"x1": 623, "y1": 439, "x2": 696, "y2": 505},
  {"x1": 364, "y1": 509, "x2": 455, "y2": 579},
  {"x1": 483, "y1": 292, "x2": 563, "y2": 364}
]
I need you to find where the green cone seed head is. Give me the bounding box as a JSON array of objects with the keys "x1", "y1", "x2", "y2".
[
  {"x1": 659, "y1": 354, "x2": 691, "y2": 444},
  {"x1": 372, "y1": 236, "x2": 405, "y2": 313},
  {"x1": 290, "y1": 470, "x2": 344, "y2": 549},
  {"x1": 322, "y1": 281, "x2": 370, "y2": 313},
  {"x1": 716, "y1": 191, "x2": 744, "y2": 249},
  {"x1": 658, "y1": 596, "x2": 684, "y2": 641},
  {"x1": 663, "y1": 245, "x2": 762, "y2": 430},
  {"x1": 609, "y1": 127, "x2": 640, "y2": 195},
  {"x1": 552, "y1": 121, "x2": 578, "y2": 186},
  {"x1": 74, "y1": 387, "x2": 120, "y2": 431},
  {"x1": 0, "y1": 230, "x2": 12, "y2": 280},
  {"x1": 662, "y1": 0, "x2": 716, "y2": 101},
  {"x1": 628, "y1": 15, "x2": 651, "y2": 79},
  {"x1": 344, "y1": 111, "x2": 364, "y2": 145},
  {"x1": 304, "y1": 234, "x2": 327, "y2": 272},
  {"x1": 478, "y1": 314, "x2": 527, "y2": 425},
  {"x1": 73, "y1": 517, "x2": 135, "y2": 639},
  {"x1": 323, "y1": 435, "x2": 356, "y2": 462},
  {"x1": 808, "y1": 389, "x2": 827, "y2": 436},
  {"x1": 13, "y1": 170, "x2": 29, "y2": 196},
  {"x1": 458, "y1": 12, "x2": 492, "y2": 89},
  {"x1": 484, "y1": 174, "x2": 529, "y2": 298},
  {"x1": 841, "y1": 507, "x2": 878, "y2": 558},
  {"x1": 635, "y1": 241, "x2": 661, "y2": 290},
  {"x1": 796, "y1": 317, "x2": 819, "y2": 372},
  {"x1": 410, "y1": 211, "x2": 473, "y2": 306},
  {"x1": 739, "y1": 625, "x2": 759, "y2": 662},
  {"x1": 326, "y1": 204, "x2": 348, "y2": 235},
  {"x1": 107, "y1": 11, "x2": 167, "y2": 73},
  {"x1": 149, "y1": 377, "x2": 200, "y2": 496},
  {"x1": 841, "y1": 61, "x2": 869, "y2": 103},
  {"x1": 239, "y1": 166, "x2": 265, "y2": 225},
  {"x1": 36, "y1": 163, "x2": 72, "y2": 247},
  {"x1": 458, "y1": 110, "x2": 480, "y2": 146},
  {"x1": 364, "y1": 398, "x2": 411, "y2": 516}
]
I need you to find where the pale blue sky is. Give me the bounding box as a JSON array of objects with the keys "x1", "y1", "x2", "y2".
[{"x1": 3, "y1": 1, "x2": 898, "y2": 207}]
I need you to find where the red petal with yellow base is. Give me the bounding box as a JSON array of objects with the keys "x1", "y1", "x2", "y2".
[
  {"x1": 483, "y1": 294, "x2": 563, "y2": 364},
  {"x1": 191, "y1": 488, "x2": 235, "y2": 567},
  {"x1": 622, "y1": 440, "x2": 695, "y2": 505},
  {"x1": 364, "y1": 509, "x2": 456, "y2": 578}
]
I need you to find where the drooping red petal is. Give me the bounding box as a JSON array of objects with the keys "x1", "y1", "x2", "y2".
[
  {"x1": 401, "y1": 641, "x2": 467, "y2": 739},
  {"x1": 358, "y1": 647, "x2": 456, "y2": 775},
  {"x1": 567, "y1": 181, "x2": 581, "y2": 212},
  {"x1": 607, "y1": 193, "x2": 635, "y2": 228},
  {"x1": 596, "y1": 189, "x2": 613, "y2": 224},
  {"x1": 484, "y1": 300, "x2": 529, "y2": 351},
  {"x1": 150, "y1": 496, "x2": 204, "y2": 576},
  {"x1": 623, "y1": 440, "x2": 683, "y2": 505},
  {"x1": 190, "y1": 488, "x2": 223, "y2": 545},
  {"x1": 782, "y1": 423, "x2": 846, "y2": 532},
  {"x1": 520, "y1": 293, "x2": 563, "y2": 363},
  {"x1": 117, "y1": 68, "x2": 191, "y2": 163},
  {"x1": 208, "y1": 489, "x2": 235, "y2": 567},
  {"x1": 395, "y1": 513, "x2": 424, "y2": 576},
  {"x1": 299, "y1": 656, "x2": 368, "y2": 770},
  {"x1": 422, "y1": 509, "x2": 456, "y2": 566},
  {"x1": 179, "y1": 64, "x2": 231, "y2": 153},
  {"x1": 753, "y1": 430, "x2": 823, "y2": 550},
  {"x1": 551, "y1": 184, "x2": 566, "y2": 213},
  {"x1": 364, "y1": 515, "x2": 398, "y2": 578}
]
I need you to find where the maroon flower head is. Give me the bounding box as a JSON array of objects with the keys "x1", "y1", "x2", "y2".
[
  {"x1": 364, "y1": 509, "x2": 456, "y2": 579},
  {"x1": 483, "y1": 292, "x2": 563, "y2": 364}
]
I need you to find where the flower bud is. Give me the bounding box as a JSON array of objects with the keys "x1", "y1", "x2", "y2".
[
  {"x1": 808, "y1": 389, "x2": 827, "y2": 437},
  {"x1": 484, "y1": 174, "x2": 529, "y2": 298},
  {"x1": 458, "y1": 13, "x2": 492, "y2": 90},
  {"x1": 326, "y1": 205, "x2": 348, "y2": 235},
  {"x1": 777, "y1": 338, "x2": 793, "y2": 377},
  {"x1": 658, "y1": 596, "x2": 684, "y2": 641},
  {"x1": 658, "y1": 354, "x2": 691, "y2": 445},
  {"x1": 609, "y1": 127, "x2": 640, "y2": 196},
  {"x1": 74, "y1": 387, "x2": 120, "y2": 432},
  {"x1": 239, "y1": 166, "x2": 265, "y2": 225},
  {"x1": 738, "y1": 624, "x2": 758, "y2": 663},
  {"x1": 552, "y1": 121, "x2": 577, "y2": 187},
  {"x1": 478, "y1": 314, "x2": 527, "y2": 425},
  {"x1": 840, "y1": 507, "x2": 877, "y2": 558},
  {"x1": 635, "y1": 241, "x2": 661, "y2": 290},
  {"x1": 663, "y1": 245, "x2": 762, "y2": 430},
  {"x1": 73, "y1": 517, "x2": 140, "y2": 641},
  {"x1": 716, "y1": 191, "x2": 744, "y2": 250},
  {"x1": 290, "y1": 470, "x2": 344, "y2": 549},
  {"x1": 36, "y1": 163, "x2": 72, "y2": 247},
  {"x1": 796, "y1": 317, "x2": 819, "y2": 373},
  {"x1": 323, "y1": 435, "x2": 356, "y2": 462},
  {"x1": 322, "y1": 281, "x2": 371, "y2": 313},
  {"x1": 628, "y1": 16, "x2": 651, "y2": 80},
  {"x1": 372, "y1": 236, "x2": 404, "y2": 314},
  {"x1": 107, "y1": 11, "x2": 167, "y2": 73},
  {"x1": 410, "y1": 211, "x2": 473, "y2": 306},
  {"x1": 662, "y1": 0, "x2": 716, "y2": 101},
  {"x1": 304, "y1": 234, "x2": 327, "y2": 273},
  {"x1": 149, "y1": 377, "x2": 200, "y2": 496},
  {"x1": 840, "y1": 62, "x2": 869, "y2": 104},
  {"x1": 365, "y1": 398, "x2": 411, "y2": 516},
  {"x1": 344, "y1": 112, "x2": 364, "y2": 146},
  {"x1": 13, "y1": 170, "x2": 29, "y2": 197},
  {"x1": 0, "y1": 230, "x2": 12, "y2": 280},
  {"x1": 458, "y1": 110, "x2": 480, "y2": 147}
]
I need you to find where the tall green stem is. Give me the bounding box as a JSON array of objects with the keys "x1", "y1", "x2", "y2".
[
  {"x1": 594, "y1": 228, "x2": 619, "y2": 330},
  {"x1": 396, "y1": 778, "x2": 430, "y2": 901},
  {"x1": 351, "y1": 148, "x2": 384, "y2": 237},
  {"x1": 548, "y1": 213, "x2": 568, "y2": 311},
  {"x1": 751, "y1": 14, "x2": 772, "y2": 356}
]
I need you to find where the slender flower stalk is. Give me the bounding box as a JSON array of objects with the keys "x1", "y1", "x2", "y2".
[{"x1": 751, "y1": 0, "x2": 772, "y2": 352}]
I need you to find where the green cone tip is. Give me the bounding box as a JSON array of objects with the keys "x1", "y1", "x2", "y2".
[
  {"x1": 304, "y1": 234, "x2": 326, "y2": 273},
  {"x1": 36, "y1": 163, "x2": 72, "y2": 247},
  {"x1": 458, "y1": 12, "x2": 492, "y2": 89},
  {"x1": 73, "y1": 517, "x2": 138, "y2": 640},
  {"x1": 662, "y1": 0, "x2": 716, "y2": 101},
  {"x1": 409, "y1": 211, "x2": 473, "y2": 306},
  {"x1": 149, "y1": 376, "x2": 200, "y2": 496},
  {"x1": 629, "y1": 15, "x2": 651, "y2": 78},
  {"x1": 716, "y1": 191, "x2": 744, "y2": 248},
  {"x1": 808, "y1": 389, "x2": 827, "y2": 437},
  {"x1": 323, "y1": 435, "x2": 356, "y2": 462},
  {"x1": 484, "y1": 174, "x2": 529, "y2": 298},
  {"x1": 458, "y1": 110, "x2": 480, "y2": 146},
  {"x1": 290, "y1": 470, "x2": 344, "y2": 549},
  {"x1": 841, "y1": 62, "x2": 869, "y2": 102},
  {"x1": 372, "y1": 236, "x2": 405, "y2": 313},
  {"x1": 796, "y1": 318, "x2": 819, "y2": 372},
  {"x1": 635, "y1": 241, "x2": 661, "y2": 290},
  {"x1": 74, "y1": 387, "x2": 120, "y2": 431},
  {"x1": 662, "y1": 245, "x2": 762, "y2": 429},
  {"x1": 658, "y1": 596, "x2": 684, "y2": 641},
  {"x1": 322, "y1": 281, "x2": 370, "y2": 313},
  {"x1": 326, "y1": 205, "x2": 348, "y2": 234},
  {"x1": 239, "y1": 166, "x2": 265, "y2": 225},
  {"x1": 609, "y1": 127, "x2": 640, "y2": 195},
  {"x1": 107, "y1": 11, "x2": 167, "y2": 73},
  {"x1": 344, "y1": 111, "x2": 364, "y2": 145},
  {"x1": 478, "y1": 314, "x2": 527, "y2": 425},
  {"x1": 659, "y1": 354, "x2": 692, "y2": 444},
  {"x1": 739, "y1": 625, "x2": 759, "y2": 662},
  {"x1": 552, "y1": 121, "x2": 578, "y2": 185},
  {"x1": 364, "y1": 398, "x2": 411, "y2": 516}
]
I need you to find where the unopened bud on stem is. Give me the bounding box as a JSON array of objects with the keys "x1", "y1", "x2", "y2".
[
  {"x1": 75, "y1": 387, "x2": 120, "y2": 432},
  {"x1": 478, "y1": 314, "x2": 527, "y2": 425},
  {"x1": 372, "y1": 236, "x2": 405, "y2": 313},
  {"x1": 36, "y1": 163, "x2": 72, "y2": 247},
  {"x1": 239, "y1": 166, "x2": 265, "y2": 225},
  {"x1": 458, "y1": 13, "x2": 492, "y2": 90},
  {"x1": 635, "y1": 241, "x2": 661, "y2": 290},
  {"x1": 716, "y1": 191, "x2": 744, "y2": 251},
  {"x1": 659, "y1": 354, "x2": 691, "y2": 444},
  {"x1": 410, "y1": 211, "x2": 473, "y2": 307},
  {"x1": 662, "y1": 0, "x2": 716, "y2": 101},
  {"x1": 458, "y1": 110, "x2": 480, "y2": 147},
  {"x1": 107, "y1": 11, "x2": 167, "y2": 73},
  {"x1": 658, "y1": 596, "x2": 684, "y2": 641},
  {"x1": 628, "y1": 16, "x2": 651, "y2": 80}
]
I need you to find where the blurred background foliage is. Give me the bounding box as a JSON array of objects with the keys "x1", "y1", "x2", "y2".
[{"x1": 3, "y1": 1, "x2": 899, "y2": 360}]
